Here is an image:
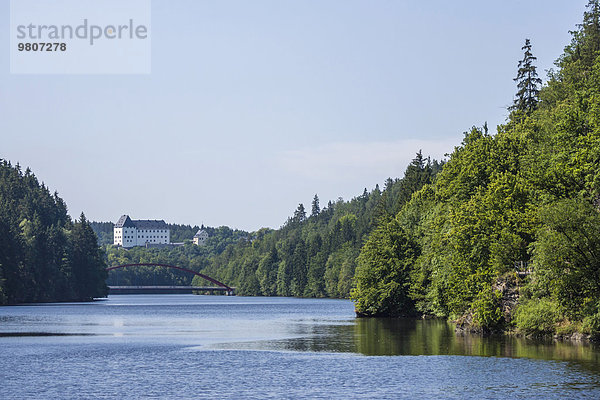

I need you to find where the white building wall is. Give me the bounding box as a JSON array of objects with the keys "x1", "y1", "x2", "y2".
[
  {"x1": 137, "y1": 229, "x2": 145, "y2": 245},
  {"x1": 114, "y1": 227, "x2": 123, "y2": 246},
  {"x1": 114, "y1": 218, "x2": 171, "y2": 247},
  {"x1": 135, "y1": 228, "x2": 169, "y2": 245},
  {"x1": 121, "y1": 227, "x2": 138, "y2": 248}
]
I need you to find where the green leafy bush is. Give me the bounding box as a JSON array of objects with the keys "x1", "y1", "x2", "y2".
[
  {"x1": 582, "y1": 303, "x2": 600, "y2": 337},
  {"x1": 515, "y1": 299, "x2": 560, "y2": 334},
  {"x1": 472, "y1": 286, "x2": 504, "y2": 329},
  {"x1": 351, "y1": 218, "x2": 418, "y2": 317}
]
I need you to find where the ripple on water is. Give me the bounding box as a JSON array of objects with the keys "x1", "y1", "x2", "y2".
[{"x1": 0, "y1": 295, "x2": 599, "y2": 399}]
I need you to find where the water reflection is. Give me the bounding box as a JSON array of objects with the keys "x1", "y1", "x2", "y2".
[
  {"x1": 227, "y1": 317, "x2": 600, "y2": 374},
  {"x1": 3, "y1": 295, "x2": 600, "y2": 375},
  {"x1": 2, "y1": 296, "x2": 600, "y2": 398},
  {"x1": 353, "y1": 318, "x2": 600, "y2": 366},
  {"x1": 355, "y1": 318, "x2": 449, "y2": 356}
]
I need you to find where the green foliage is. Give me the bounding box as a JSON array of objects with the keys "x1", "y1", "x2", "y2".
[
  {"x1": 511, "y1": 39, "x2": 542, "y2": 114},
  {"x1": 401, "y1": 125, "x2": 536, "y2": 322},
  {"x1": 582, "y1": 303, "x2": 600, "y2": 337},
  {"x1": 187, "y1": 151, "x2": 441, "y2": 299},
  {"x1": 514, "y1": 299, "x2": 561, "y2": 335},
  {"x1": 346, "y1": 3, "x2": 600, "y2": 335},
  {"x1": 69, "y1": 214, "x2": 108, "y2": 300},
  {"x1": 0, "y1": 161, "x2": 107, "y2": 304},
  {"x1": 472, "y1": 286, "x2": 503, "y2": 329},
  {"x1": 351, "y1": 219, "x2": 418, "y2": 317},
  {"x1": 531, "y1": 198, "x2": 600, "y2": 320},
  {"x1": 311, "y1": 194, "x2": 320, "y2": 217},
  {"x1": 89, "y1": 221, "x2": 114, "y2": 246},
  {"x1": 324, "y1": 244, "x2": 358, "y2": 298}
]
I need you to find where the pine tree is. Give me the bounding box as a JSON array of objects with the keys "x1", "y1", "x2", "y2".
[
  {"x1": 293, "y1": 203, "x2": 307, "y2": 224},
  {"x1": 305, "y1": 252, "x2": 326, "y2": 297},
  {"x1": 311, "y1": 194, "x2": 320, "y2": 217},
  {"x1": 394, "y1": 151, "x2": 434, "y2": 210},
  {"x1": 511, "y1": 39, "x2": 542, "y2": 113},
  {"x1": 69, "y1": 213, "x2": 108, "y2": 301}
]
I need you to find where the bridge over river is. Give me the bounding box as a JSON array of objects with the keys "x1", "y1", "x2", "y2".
[{"x1": 106, "y1": 263, "x2": 236, "y2": 295}]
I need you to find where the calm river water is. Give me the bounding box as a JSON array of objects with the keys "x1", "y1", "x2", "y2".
[{"x1": 1, "y1": 295, "x2": 600, "y2": 399}]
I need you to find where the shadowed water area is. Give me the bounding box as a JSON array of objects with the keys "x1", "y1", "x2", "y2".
[{"x1": 1, "y1": 295, "x2": 599, "y2": 399}]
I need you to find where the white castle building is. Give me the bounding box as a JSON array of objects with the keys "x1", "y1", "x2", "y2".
[{"x1": 114, "y1": 215, "x2": 170, "y2": 248}]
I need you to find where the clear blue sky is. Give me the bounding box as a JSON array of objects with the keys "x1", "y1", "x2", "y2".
[{"x1": 0, "y1": 0, "x2": 590, "y2": 231}]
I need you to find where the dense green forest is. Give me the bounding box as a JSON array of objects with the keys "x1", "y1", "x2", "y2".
[
  {"x1": 186, "y1": 1, "x2": 600, "y2": 338},
  {"x1": 90, "y1": 221, "x2": 114, "y2": 246},
  {"x1": 0, "y1": 161, "x2": 107, "y2": 304},
  {"x1": 352, "y1": 1, "x2": 600, "y2": 337}
]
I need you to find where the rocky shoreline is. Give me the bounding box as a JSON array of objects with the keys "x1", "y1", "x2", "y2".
[{"x1": 453, "y1": 317, "x2": 597, "y2": 343}]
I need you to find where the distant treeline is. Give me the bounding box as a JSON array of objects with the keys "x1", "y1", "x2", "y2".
[
  {"x1": 96, "y1": 154, "x2": 443, "y2": 296},
  {"x1": 0, "y1": 161, "x2": 107, "y2": 304},
  {"x1": 195, "y1": 153, "x2": 442, "y2": 298}
]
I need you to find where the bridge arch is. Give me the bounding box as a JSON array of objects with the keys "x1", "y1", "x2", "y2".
[{"x1": 106, "y1": 263, "x2": 233, "y2": 291}]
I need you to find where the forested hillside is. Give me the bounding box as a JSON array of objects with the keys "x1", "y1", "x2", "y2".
[
  {"x1": 352, "y1": 0, "x2": 600, "y2": 337},
  {"x1": 196, "y1": 1, "x2": 600, "y2": 338},
  {"x1": 0, "y1": 161, "x2": 107, "y2": 304},
  {"x1": 195, "y1": 152, "x2": 443, "y2": 297},
  {"x1": 90, "y1": 221, "x2": 113, "y2": 245}
]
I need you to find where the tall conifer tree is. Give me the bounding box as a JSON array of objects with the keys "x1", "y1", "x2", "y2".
[
  {"x1": 311, "y1": 194, "x2": 320, "y2": 217},
  {"x1": 511, "y1": 39, "x2": 542, "y2": 113},
  {"x1": 293, "y1": 204, "x2": 307, "y2": 223}
]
